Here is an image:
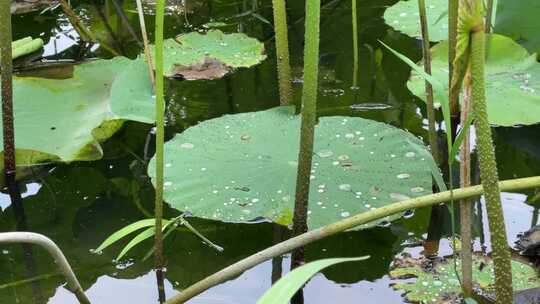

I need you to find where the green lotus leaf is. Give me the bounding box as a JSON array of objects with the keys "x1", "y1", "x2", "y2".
[
  {"x1": 148, "y1": 106, "x2": 436, "y2": 230},
  {"x1": 152, "y1": 30, "x2": 266, "y2": 79},
  {"x1": 407, "y1": 34, "x2": 540, "y2": 126},
  {"x1": 495, "y1": 0, "x2": 540, "y2": 54},
  {"x1": 390, "y1": 254, "x2": 540, "y2": 303},
  {"x1": 384, "y1": 0, "x2": 449, "y2": 41},
  {"x1": 0, "y1": 57, "x2": 155, "y2": 169}
]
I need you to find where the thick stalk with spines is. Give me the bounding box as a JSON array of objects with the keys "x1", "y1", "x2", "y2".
[
  {"x1": 164, "y1": 176, "x2": 540, "y2": 304},
  {"x1": 290, "y1": 0, "x2": 321, "y2": 276},
  {"x1": 0, "y1": 0, "x2": 16, "y2": 187},
  {"x1": 272, "y1": 0, "x2": 292, "y2": 105},
  {"x1": 154, "y1": 0, "x2": 166, "y2": 300},
  {"x1": 418, "y1": 0, "x2": 440, "y2": 164},
  {"x1": 464, "y1": 0, "x2": 513, "y2": 301},
  {"x1": 352, "y1": 0, "x2": 359, "y2": 87},
  {"x1": 459, "y1": 68, "x2": 473, "y2": 296}
]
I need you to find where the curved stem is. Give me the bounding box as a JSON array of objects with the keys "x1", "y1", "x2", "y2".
[
  {"x1": 272, "y1": 0, "x2": 292, "y2": 105},
  {"x1": 164, "y1": 176, "x2": 540, "y2": 304},
  {"x1": 0, "y1": 232, "x2": 90, "y2": 304}
]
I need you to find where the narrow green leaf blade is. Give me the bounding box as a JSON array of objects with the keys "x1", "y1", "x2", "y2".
[
  {"x1": 115, "y1": 219, "x2": 172, "y2": 261},
  {"x1": 449, "y1": 114, "x2": 475, "y2": 165},
  {"x1": 95, "y1": 219, "x2": 157, "y2": 253},
  {"x1": 257, "y1": 257, "x2": 369, "y2": 304}
]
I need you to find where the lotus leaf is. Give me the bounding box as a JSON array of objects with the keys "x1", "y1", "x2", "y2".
[
  {"x1": 153, "y1": 30, "x2": 266, "y2": 79},
  {"x1": 148, "y1": 107, "x2": 436, "y2": 230},
  {"x1": 495, "y1": 0, "x2": 540, "y2": 54},
  {"x1": 390, "y1": 254, "x2": 540, "y2": 303},
  {"x1": 384, "y1": 0, "x2": 449, "y2": 41},
  {"x1": 407, "y1": 34, "x2": 540, "y2": 126},
  {"x1": 0, "y1": 57, "x2": 155, "y2": 169}
]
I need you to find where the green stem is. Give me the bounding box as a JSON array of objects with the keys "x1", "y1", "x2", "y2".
[
  {"x1": 470, "y1": 25, "x2": 512, "y2": 303},
  {"x1": 135, "y1": 0, "x2": 156, "y2": 91},
  {"x1": 59, "y1": 0, "x2": 120, "y2": 56},
  {"x1": 164, "y1": 176, "x2": 540, "y2": 304},
  {"x1": 290, "y1": 0, "x2": 321, "y2": 273},
  {"x1": 485, "y1": 0, "x2": 494, "y2": 33},
  {"x1": 154, "y1": 0, "x2": 165, "y2": 283},
  {"x1": 418, "y1": 0, "x2": 440, "y2": 165},
  {"x1": 448, "y1": 0, "x2": 459, "y2": 116},
  {"x1": 352, "y1": 0, "x2": 359, "y2": 87},
  {"x1": 459, "y1": 68, "x2": 473, "y2": 297},
  {"x1": 271, "y1": 0, "x2": 292, "y2": 105}
]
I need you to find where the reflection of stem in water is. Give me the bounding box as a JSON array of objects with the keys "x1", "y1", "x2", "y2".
[
  {"x1": 424, "y1": 205, "x2": 443, "y2": 257},
  {"x1": 351, "y1": 0, "x2": 359, "y2": 87},
  {"x1": 91, "y1": 0, "x2": 125, "y2": 54},
  {"x1": 110, "y1": 0, "x2": 144, "y2": 47},
  {"x1": 156, "y1": 268, "x2": 166, "y2": 303},
  {"x1": 271, "y1": 226, "x2": 285, "y2": 284}
]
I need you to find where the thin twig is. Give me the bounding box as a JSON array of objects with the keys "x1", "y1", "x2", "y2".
[{"x1": 136, "y1": 0, "x2": 156, "y2": 91}]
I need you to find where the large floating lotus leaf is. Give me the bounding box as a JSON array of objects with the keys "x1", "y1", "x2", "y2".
[
  {"x1": 495, "y1": 0, "x2": 540, "y2": 54},
  {"x1": 384, "y1": 0, "x2": 448, "y2": 41},
  {"x1": 390, "y1": 254, "x2": 540, "y2": 303},
  {"x1": 153, "y1": 30, "x2": 266, "y2": 79},
  {"x1": 408, "y1": 34, "x2": 540, "y2": 126},
  {"x1": 148, "y1": 107, "x2": 435, "y2": 230},
  {"x1": 0, "y1": 57, "x2": 154, "y2": 168}
]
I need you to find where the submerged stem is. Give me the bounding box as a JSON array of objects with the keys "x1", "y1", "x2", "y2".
[
  {"x1": 290, "y1": 0, "x2": 321, "y2": 278},
  {"x1": 164, "y1": 176, "x2": 540, "y2": 304},
  {"x1": 271, "y1": 0, "x2": 292, "y2": 105}
]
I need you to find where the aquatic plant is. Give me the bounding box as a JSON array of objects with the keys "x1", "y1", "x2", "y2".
[
  {"x1": 271, "y1": 0, "x2": 292, "y2": 105},
  {"x1": 164, "y1": 176, "x2": 540, "y2": 304},
  {"x1": 153, "y1": 0, "x2": 166, "y2": 289},
  {"x1": 460, "y1": 1, "x2": 512, "y2": 301},
  {"x1": 258, "y1": 257, "x2": 369, "y2": 304}
]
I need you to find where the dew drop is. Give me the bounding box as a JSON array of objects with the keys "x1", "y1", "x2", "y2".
[
  {"x1": 405, "y1": 152, "x2": 416, "y2": 158},
  {"x1": 341, "y1": 211, "x2": 350, "y2": 217},
  {"x1": 180, "y1": 143, "x2": 194, "y2": 149},
  {"x1": 317, "y1": 149, "x2": 334, "y2": 158},
  {"x1": 397, "y1": 173, "x2": 411, "y2": 179},
  {"x1": 338, "y1": 184, "x2": 352, "y2": 191},
  {"x1": 390, "y1": 193, "x2": 411, "y2": 201},
  {"x1": 410, "y1": 187, "x2": 425, "y2": 193},
  {"x1": 338, "y1": 155, "x2": 350, "y2": 161}
]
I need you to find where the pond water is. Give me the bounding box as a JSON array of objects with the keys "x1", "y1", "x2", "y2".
[{"x1": 2, "y1": 0, "x2": 540, "y2": 303}]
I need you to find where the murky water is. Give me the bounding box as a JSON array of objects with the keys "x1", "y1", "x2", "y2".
[{"x1": 2, "y1": 1, "x2": 540, "y2": 303}]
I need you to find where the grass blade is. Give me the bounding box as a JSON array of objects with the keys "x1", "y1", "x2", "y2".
[{"x1": 95, "y1": 219, "x2": 159, "y2": 253}]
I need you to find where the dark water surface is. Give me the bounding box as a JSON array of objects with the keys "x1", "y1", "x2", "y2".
[{"x1": 2, "y1": 1, "x2": 540, "y2": 303}]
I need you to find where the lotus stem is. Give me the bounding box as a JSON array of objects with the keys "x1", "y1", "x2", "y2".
[
  {"x1": 290, "y1": 0, "x2": 321, "y2": 279},
  {"x1": 418, "y1": 0, "x2": 440, "y2": 165},
  {"x1": 459, "y1": 67, "x2": 473, "y2": 296},
  {"x1": 272, "y1": 0, "x2": 292, "y2": 106},
  {"x1": 448, "y1": 0, "x2": 459, "y2": 116},
  {"x1": 470, "y1": 23, "x2": 512, "y2": 304},
  {"x1": 164, "y1": 176, "x2": 540, "y2": 304},
  {"x1": 154, "y1": 0, "x2": 166, "y2": 300},
  {"x1": 136, "y1": 0, "x2": 156, "y2": 91},
  {"x1": 0, "y1": 232, "x2": 90, "y2": 304},
  {"x1": 58, "y1": 0, "x2": 120, "y2": 56},
  {"x1": 0, "y1": 2, "x2": 16, "y2": 186},
  {"x1": 485, "y1": 0, "x2": 494, "y2": 34},
  {"x1": 352, "y1": 0, "x2": 359, "y2": 87}
]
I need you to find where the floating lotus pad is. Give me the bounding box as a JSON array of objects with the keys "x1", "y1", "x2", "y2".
[
  {"x1": 408, "y1": 34, "x2": 540, "y2": 126},
  {"x1": 148, "y1": 107, "x2": 436, "y2": 230},
  {"x1": 495, "y1": 0, "x2": 540, "y2": 54},
  {"x1": 0, "y1": 57, "x2": 155, "y2": 168},
  {"x1": 390, "y1": 254, "x2": 540, "y2": 303},
  {"x1": 384, "y1": 0, "x2": 448, "y2": 41},
  {"x1": 153, "y1": 30, "x2": 266, "y2": 79}
]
